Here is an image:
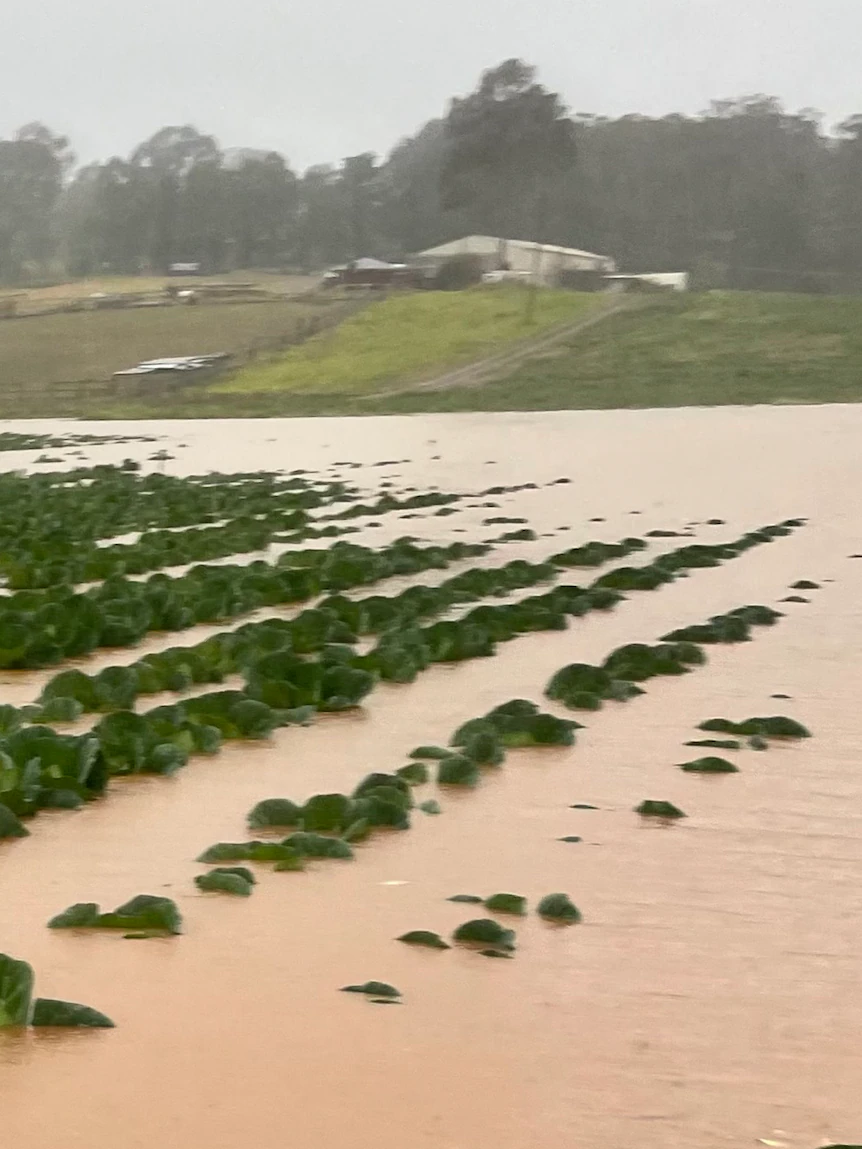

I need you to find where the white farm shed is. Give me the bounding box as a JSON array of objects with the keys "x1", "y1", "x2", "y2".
[
  {"x1": 415, "y1": 235, "x2": 617, "y2": 284},
  {"x1": 606, "y1": 272, "x2": 690, "y2": 292}
]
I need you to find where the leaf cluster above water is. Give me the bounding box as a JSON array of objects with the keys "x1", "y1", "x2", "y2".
[
  {"x1": 0, "y1": 952, "x2": 113, "y2": 1028},
  {"x1": 48, "y1": 895, "x2": 183, "y2": 935}
]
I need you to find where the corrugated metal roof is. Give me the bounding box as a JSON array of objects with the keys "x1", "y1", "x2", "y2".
[
  {"x1": 416, "y1": 235, "x2": 613, "y2": 263},
  {"x1": 352, "y1": 257, "x2": 406, "y2": 270},
  {"x1": 113, "y1": 353, "x2": 229, "y2": 377},
  {"x1": 327, "y1": 258, "x2": 408, "y2": 272}
]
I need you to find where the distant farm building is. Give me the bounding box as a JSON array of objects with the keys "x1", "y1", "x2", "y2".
[
  {"x1": 323, "y1": 257, "x2": 414, "y2": 289},
  {"x1": 415, "y1": 235, "x2": 617, "y2": 286},
  {"x1": 606, "y1": 272, "x2": 690, "y2": 292}
]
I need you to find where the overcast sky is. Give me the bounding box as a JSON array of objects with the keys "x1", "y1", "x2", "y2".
[{"x1": 3, "y1": 0, "x2": 858, "y2": 168}]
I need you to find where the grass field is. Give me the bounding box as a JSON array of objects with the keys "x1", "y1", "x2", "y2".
[
  {"x1": 0, "y1": 294, "x2": 355, "y2": 415},
  {"x1": 212, "y1": 285, "x2": 604, "y2": 396},
  {"x1": 353, "y1": 290, "x2": 862, "y2": 414},
  {"x1": 5, "y1": 288, "x2": 862, "y2": 419}
]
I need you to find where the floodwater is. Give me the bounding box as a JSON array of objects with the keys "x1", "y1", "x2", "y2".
[{"x1": 1, "y1": 407, "x2": 862, "y2": 1149}]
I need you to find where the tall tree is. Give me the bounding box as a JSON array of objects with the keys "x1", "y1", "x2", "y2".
[
  {"x1": 225, "y1": 151, "x2": 298, "y2": 268},
  {"x1": 9, "y1": 63, "x2": 862, "y2": 289},
  {"x1": 0, "y1": 123, "x2": 71, "y2": 282},
  {"x1": 130, "y1": 125, "x2": 221, "y2": 271},
  {"x1": 295, "y1": 164, "x2": 347, "y2": 270},
  {"x1": 440, "y1": 59, "x2": 578, "y2": 246},
  {"x1": 340, "y1": 152, "x2": 380, "y2": 259}
]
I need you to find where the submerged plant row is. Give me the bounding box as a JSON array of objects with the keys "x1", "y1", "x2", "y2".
[
  {"x1": 192, "y1": 593, "x2": 793, "y2": 980},
  {"x1": 0, "y1": 462, "x2": 366, "y2": 588},
  {"x1": 0, "y1": 521, "x2": 802, "y2": 834},
  {"x1": 28, "y1": 577, "x2": 806, "y2": 1022},
  {"x1": 0, "y1": 536, "x2": 492, "y2": 670},
  {"x1": 192, "y1": 599, "x2": 796, "y2": 886},
  {"x1": 545, "y1": 604, "x2": 785, "y2": 711},
  {"x1": 357, "y1": 522, "x2": 801, "y2": 683},
  {"x1": 0, "y1": 431, "x2": 159, "y2": 453},
  {"x1": 0, "y1": 460, "x2": 565, "y2": 591},
  {"x1": 2, "y1": 487, "x2": 486, "y2": 591},
  {"x1": 0, "y1": 539, "x2": 650, "y2": 830},
  {"x1": 194, "y1": 699, "x2": 579, "y2": 889},
  {"x1": 22, "y1": 520, "x2": 780, "y2": 724},
  {"x1": 32, "y1": 535, "x2": 646, "y2": 717}
]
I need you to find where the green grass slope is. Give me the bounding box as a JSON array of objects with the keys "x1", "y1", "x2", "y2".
[
  {"x1": 21, "y1": 288, "x2": 862, "y2": 420},
  {"x1": 213, "y1": 286, "x2": 603, "y2": 396},
  {"x1": 365, "y1": 291, "x2": 862, "y2": 414}
]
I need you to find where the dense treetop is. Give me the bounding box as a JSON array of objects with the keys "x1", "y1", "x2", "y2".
[{"x1": 2, "y1": 60, "x2": 860, "y2": 289}]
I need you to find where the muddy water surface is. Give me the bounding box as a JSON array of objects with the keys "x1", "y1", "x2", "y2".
[{"x1": 1, "y1": 407, "x2": 862, "y2": 1148}]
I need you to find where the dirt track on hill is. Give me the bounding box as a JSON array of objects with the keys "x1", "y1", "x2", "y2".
[{"x1": 369, "y1": 294, "x2": 640, "y2": 397}]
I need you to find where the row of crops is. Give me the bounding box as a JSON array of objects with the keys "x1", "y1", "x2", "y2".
[
  {"x1": 0, "y1": 453, "x2": 811, "y2": 1029},
  {"x1": 0, "y1": 458, "x2": 567, "y2": 590},
  {"x1": 8, "y1": 569, "x2": 811, "y2": 1019},
  {"x1": 0, "y1": 516, "x2": 802, "y2": 829}
]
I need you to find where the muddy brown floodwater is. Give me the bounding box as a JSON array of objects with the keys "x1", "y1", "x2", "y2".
[{"x1": 2, "y1": 407, "x2": 862, "y2": 1148}]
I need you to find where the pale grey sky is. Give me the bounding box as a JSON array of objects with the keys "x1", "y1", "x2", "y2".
[{"x1": 3, "y1": 0, "x2": 857, "y2": 168}]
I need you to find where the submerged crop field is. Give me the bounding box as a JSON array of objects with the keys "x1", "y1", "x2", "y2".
[{"x1": 1, "y1": 409, "x2": 861, "y2": 1149}]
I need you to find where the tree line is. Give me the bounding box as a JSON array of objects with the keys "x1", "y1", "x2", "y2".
[{"x1": 3, "y1": 59, "x2": 862, "y2": 290}]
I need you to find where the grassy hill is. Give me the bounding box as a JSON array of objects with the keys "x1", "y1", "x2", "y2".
[
  {"x1": 362, "y1": 291, "x2": 862, "y2": 414},
  {"x1": 211, "y1": 286, "x2": 604, "y2": 397},
  {"x1": 6, "y1": 287, "x2": 862, "y2": 419}
]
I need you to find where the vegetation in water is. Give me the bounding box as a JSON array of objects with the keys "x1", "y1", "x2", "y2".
[
  {"x1": 283, "y1": 832, "x2": 354, "y2": 859},
  {"x1": 195, "y1": 868, "x2": 256, "y2": 896},
  {"x1": 537, "y1": 894, "x2": 582, "y2": 923},
  {"x1": 228, "y1": 576, "x2": 801, "y2": 882},
  {"x1": 31, "y1": 532, "x2": 653, "y2": 724},
  {"x1": 0, "y1": 953, "x2": 113, "y2": 1028},
  {"x1": 547, "y1": 588, "x2": 795, "y2": 716},
  {"x1": 247, "y1": 798, "x2": 303, "y2": 829},
  {"x1": 397, "y1": 931, "x2": 451, "y2": 950},
  {"x1": 48, "y1": 895, "x2": 183, "y2": 934},
  {"x1": 341, "y1": 981, "x2": 401, "y2": 998},
  {"x1": 483, "y1": 893, "x2": 527, "y2": 916},
  {"x1": 437, "y1": 755, "x2": 481, "y2": 787},
  {"x1": 636, "y1": 800, "x2": 686, "y2": 819},
  {"x1": 2, "y1": 513, "x2": 489, "y2": 670},
  {"x1": 546, "y1": 643, "x2": 699, "y2": 710},
  {"x1": 0, "y1": 491, "x2": 806, "y2": 878},
  {"x1": 396, "y1": 761, "x2": 429, "y2": 785},
  {"x1": 662, "y1": 603, "x2": 785, "y2": 644},
  {"x1": 453, "y1": 919, "x2": 517, "y2": 950},
  {"x1": 679, "y1": 757, "x2": 739, "y2": 774},
  {"x1": 197, "y1": 841, "x2": 304, "y2": 865},
  {"x1": 0, "y1": 432, "x2": 158, "y2": 454},
  {"x1": 697, "y1": 716, "x2": 811, "y2": 739},
  {"x1": 685, "y1": 739, "x2": 742, "y2": 750},
  {"x1": 409, "y1": 746, "x2": 454, "y2": 760},
  {"x1": 0, "y1": 803, "x2": 30, "y2": 840}
]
